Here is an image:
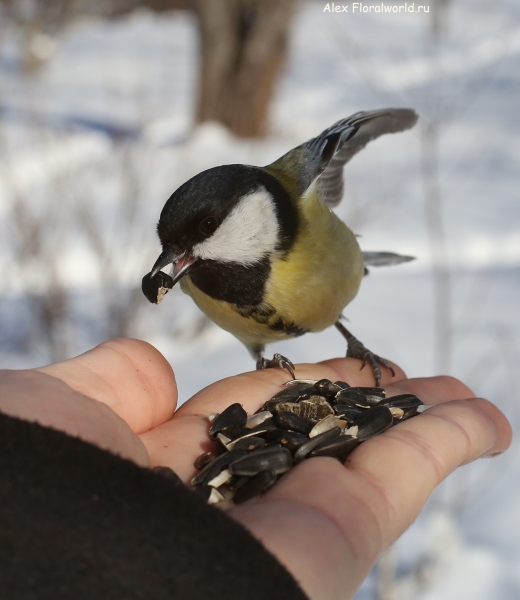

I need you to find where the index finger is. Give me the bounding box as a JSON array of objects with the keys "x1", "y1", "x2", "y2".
[{"x1": 177, "y1": 357, "x2": 406, "y2": 417}]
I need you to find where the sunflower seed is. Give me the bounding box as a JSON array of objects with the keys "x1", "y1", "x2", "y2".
[
  {"x1": 309, "y1": 415, "x2": 348, "y2": 438},
  {"x1": 245, "y1": 411, "x2": 273, "y2": 429},
  {"x1": 364, "y1": 395, "x2": 384, "y2": 406},
  {"x1": 274, "y1": 382, "x2": 316, "y2": 399},
  {"x1": 216, "y1": 433, "x2": 232, "y2": 452},
  {"x1": 221, "y1": 426, "x2": 252, "y2": 440},
  {"x1": 263, "y1": 399, "x2": 290, "y2": 413},
  {"x1": 229, "y1": 475, "x2": 251, "y2": 491},
  {"x1": 230, "y1": 446, "x2": 293, "y2": 476},
  {"x1": 344, "y1": 425, "x2": 359, "y2": 437},
  {"x1": 271, "y1": 401, "x2": 298, "y2": 415},
  {"x1": 273, "y1": 411, "x2": 314, "y2": 434},
  {"x1": 294, "y1": 427, "x2": 342, "y2": 463},
  {"x1": 264, "y1": 441, "x2": 284, "y2": 450},
  {"x1": 334, "y1": 380, "x2": 351, "y2": 390},
  {"x1": 264, "y1": 385, "x2": 315, "y2": 409},
  {"x1": 207, "y1": 487, "x2": 225, "y2": 505},
  {"x1": 314, "y1": 379, "x2": 343, "y2": 397},
  {"x1": 379, "y1": 393, "x2": 423, "y2": 408},
  {"x1": 353, "y1": 387, "x2": 386, "y2": 398},
  {"x1": 284, "y1": 379, "x2": 317, "y2": 386},
  {"x1": 271, "y1": 400, "x2": 323, "y2": 419},
  {"x1": 379, "y1": 394, "x2": 424, "y2": 418},
  {"x1": 209, "y1": 403, "x2": 248, "y2": 439},
  {"x1": 207, "y1": 468, "x2": 233, "y2": 488},
  {"x1": 334, "y1": 404, "x2": 365, "y2": 422},
  {"x1": 335, "y1": 388, "x2": 370, "y2": 407},
  {"x1": 191, "y1": 448, "x2": 247, "y2": 486},
  {"x1": 298, "y1": 396, "x2": 335, "y2": 420},
  {"x1": 193, "y1": 381, "x2": 425, "y2": 504},
  {"x1": 269, "y1": 429, "x2": 309, "y2": 453},
  {"x1": 194, "y1": 485, "x2": 213, "y2": 502},
  {"x1": 232, "y1": 470, "x2": 278, "y2": 504},
  {"x1": 194, "y1": 451, "x2": 215, "y2": 470},
  {"x1": 141, "y1": 271, "x2": 174, "y2": 304},
  {"x1": 389, "y1": 407, "x2": 405, "y2": 419},
  {"x1": 311, "y1": 435, "x2": 359, "y2": 459},
  {"x1": 229, "y1": 435, "x2": 266, "y2": 452},
  {"x1": 355, "y1": 405, "x2": 394, "y2": 441},
  {"x1": 249, "y1": 420, "x2": 277, "y2": 435}
]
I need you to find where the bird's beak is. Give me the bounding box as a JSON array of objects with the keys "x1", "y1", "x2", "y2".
[
  {"x1": 151, "y1": 248, "x2": 178, "y2": 277},
  {"x1": 150, "y1": 249, "x2": 198, "y2": 286}
]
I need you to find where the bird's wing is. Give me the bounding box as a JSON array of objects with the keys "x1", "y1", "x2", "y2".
[
  {"x1": 316, "y1": 109, "x2": 418, "y2": 207},
  {"x1": 266, "y1": 109, "x2": 418, "y2": 206}
]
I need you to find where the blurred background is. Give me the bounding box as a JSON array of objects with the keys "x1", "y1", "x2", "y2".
[{"x1": 0, "y1": 0, "x2": 519, "y2": 597}]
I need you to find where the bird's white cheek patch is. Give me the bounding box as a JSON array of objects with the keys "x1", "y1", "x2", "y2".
[{"x1": 192, "y1": 187, "x2": 279, "y2": 265}]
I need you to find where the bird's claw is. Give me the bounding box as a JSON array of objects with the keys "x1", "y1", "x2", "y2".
[
  {"x1": 335, "y1": 321, "x2": 395, "y2": 386},
  {"x1": 257, "y1": 353, "x2": 296, "y2": 380},
  {"x1": 347, "y1": 340, "x2": 395, "y2": 386}
]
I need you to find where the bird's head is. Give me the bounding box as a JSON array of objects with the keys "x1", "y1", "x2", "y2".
[{"x1": 149, "y1": 164, "x2": 298, "y2": 287}]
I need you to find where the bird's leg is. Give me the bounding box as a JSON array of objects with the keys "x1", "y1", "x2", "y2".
[
  {"x1": 334, "y1": 320, "x2": 395, "y2": 386},
  {"x1": 250, "y1": 345, "x2": 296, "y2": 380}
]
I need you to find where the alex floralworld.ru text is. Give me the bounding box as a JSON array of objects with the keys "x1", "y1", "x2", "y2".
[{"x1": 323, "y1": 2, "x2": 430, "y2": 13}]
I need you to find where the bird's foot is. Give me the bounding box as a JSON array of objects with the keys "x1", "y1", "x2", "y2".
[
  {"x1": 335, "y1": 321, "x2": 395, "y2": 386},
  {"x1": 256, "y1": 353, "x2": 296, "y2": 380},
  {"x1": 347, "y1": 341, "x2": 395, "y2": 387}
]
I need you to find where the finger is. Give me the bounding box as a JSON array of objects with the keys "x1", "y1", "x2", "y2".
[
  {"x1": 237, "y1": 395, "x2": 511, "y2": 598},
  {"x1": 0, "y1": 370, "x2": 149, "y2": 467},
  {"x1": 385, "y1": 374, "x2": 475, "y2": 404},
  {"x1": 139, "y1": 357, "x2": 406, "y2": 481},
  {"x1": 177, "y1": 357, "x2": 406, "y2": 418},
  {"x1": 37, "y1": 338, "x2": 177, "y2": 434},
  {"x1": 320, "y1": 357, "x2": 406, "y2": 387}
]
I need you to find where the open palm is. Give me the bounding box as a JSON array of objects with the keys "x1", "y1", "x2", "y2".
[{"x1": 0, "y1": 338, "x2": 510, "y2": 600}]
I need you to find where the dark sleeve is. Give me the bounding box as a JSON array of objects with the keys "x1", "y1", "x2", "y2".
[{"x1": 0, "y1": 412, "x2": 308, "y2": 600}]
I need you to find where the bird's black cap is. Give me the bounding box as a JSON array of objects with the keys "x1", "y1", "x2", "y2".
[{"x1": 156, "y1": 164, "x2": 298, "y2": 255}]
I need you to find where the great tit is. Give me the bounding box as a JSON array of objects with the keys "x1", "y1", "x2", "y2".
[{"x1": 142, "y1": 108, "x2": 418, "y2": 384}]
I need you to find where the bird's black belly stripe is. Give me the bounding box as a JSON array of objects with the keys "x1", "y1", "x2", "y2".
[
  {"x1": 236, "y1": 303, "x2": 276, "y2": 323},
  {"x1": 188, "y1": 258, "x2": 270, "y2": 307},
  {"x1": 237, "y1": 304, "x2": 308, "y2": 338},
  {"x1": 268, "y1": 318, "x2": 307, "y2": 337}
]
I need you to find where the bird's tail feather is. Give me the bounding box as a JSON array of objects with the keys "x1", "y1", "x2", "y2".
[{"x1": 362, "y1": 251, "x2": 415, "y2": 267}]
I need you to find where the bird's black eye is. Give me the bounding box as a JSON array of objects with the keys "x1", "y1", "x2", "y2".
[{"x1": 199, "y1": 215, "x2": 218, "y2": 236}]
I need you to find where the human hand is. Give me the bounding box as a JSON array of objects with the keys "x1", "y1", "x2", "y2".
[{"x1": 0, "y1": 338, "x2": 511, "y2": 600}]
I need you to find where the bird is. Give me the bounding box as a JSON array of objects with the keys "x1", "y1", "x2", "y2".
[{"x1": 142, "y1": 108, "x2": 418, "y2": 385}]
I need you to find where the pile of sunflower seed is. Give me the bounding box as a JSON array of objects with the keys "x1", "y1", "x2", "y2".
[{"x1": 192, "y1": 378, "x2": 428, "y2": 506}]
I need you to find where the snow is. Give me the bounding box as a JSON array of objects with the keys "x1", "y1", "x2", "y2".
[{"x1": 0, "y1": 0, "x2": 519, "y2": 596}]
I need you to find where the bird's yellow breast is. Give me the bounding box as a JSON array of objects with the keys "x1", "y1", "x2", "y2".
[
  {"x1": 180, "y1": 189, "x2": 364, "y2": 348},
  {"x1": 265, "y1": 191, "x2": 364, "y2": 330}
]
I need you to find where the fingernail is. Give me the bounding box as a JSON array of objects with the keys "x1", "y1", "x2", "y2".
[{"x1": 482, "y1": 450, "x2": 503, "y2": 458}]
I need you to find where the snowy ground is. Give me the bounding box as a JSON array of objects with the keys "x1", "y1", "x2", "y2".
[{"x1": 0, "y1": 1, "x2": 519, "y2": 597}]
